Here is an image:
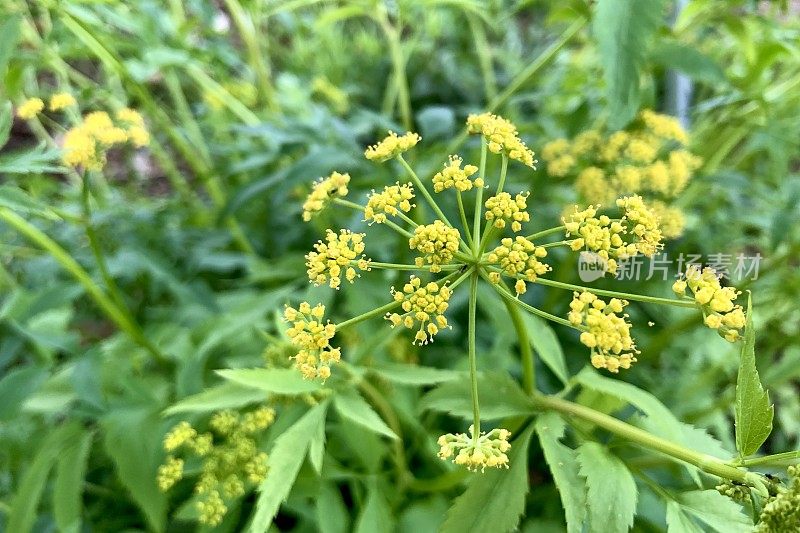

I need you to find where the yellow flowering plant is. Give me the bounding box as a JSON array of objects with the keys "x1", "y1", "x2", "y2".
[{"x1": 542, "y1": 109, "x2": 702, "y2": 239}]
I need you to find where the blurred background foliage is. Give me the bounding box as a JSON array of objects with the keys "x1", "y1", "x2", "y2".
[{"x1": 0, "y1": 0, "x2": 798, "y2": 531}]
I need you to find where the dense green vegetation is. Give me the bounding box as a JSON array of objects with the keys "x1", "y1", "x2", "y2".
[{"x1": 1, "y1": 1, "x2": 799, "y2": 532}]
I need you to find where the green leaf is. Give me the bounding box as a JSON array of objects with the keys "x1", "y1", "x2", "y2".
[
  {"x1": 248, "y1": 401, "x2": 329, "y2": 532},
  {"x1": 309, "y1": 409, "x2": 327, "y2": 473},
  {"x1": 53, "y1": 430, "x2": 93, "y2": 533},
  {"x1": 650, "y1": 40, "x2": 727, "y2": 85},
  {"x1": 735, "y1": 294, "x2": 773, "y2": 457},
  {"x1": 576, "y1": 442, "x2": 637, "y2": 533},
  {"x1": 316, "y1": 483, "x2": 350, "y2": 533},
  {"x1": 354, "y1": 482, "x2": 394, "y2": 533},
  {"x1": 369, "y1": 363, "x2": 460, "y2": 385},
  {"x1": 576, "y1": 367, "x2": 682, "y2": 442},
  {"x1": 535, "y1": 413, "x2": 587, "y2": 533},
  {"x1": 0, "y1": 102, "x2": 12, "y2": 148},
  {"x1": 521, "y1": 314, "x2": 569, "y2": 384},
  {"x1": 666, "y1": 490, "x2": 752, "y2": 533},
  {"x1": 593, "y1": 0, "x2": 663, "y2": 128},
  {"x1": 163, "y1": 382, "x2": 266, "y2": 415},
  {"x1": 0, "y1": 144, "x2": 65, "y2": 175},
  {"x1": 101, "y1": 407, "x2": 168, "y2": 533},
  {"x1": 7, "y1": 423, "x2": 81, "y2": 533},
  {"x1": 440, "y1": 425, "x2": 535, "y2": 533},
  {"x1": 0, "y1": 185, "x2": 61, "y2": 219},
  {"x1": 0, "y1": 366, "x2": 48, "y2": 420},
  {"x1": 216, "y1": 368, "x2": 322, "y2": 395},
  {"x1": 0, "y1": 15, "x2": 21, "y2": 76},
  {"x1": 333, "y1": 389, "x2": 398, "y2": 440},
  {"x1": 420, "y1": 371, "x2": 536, "y2": 420}
]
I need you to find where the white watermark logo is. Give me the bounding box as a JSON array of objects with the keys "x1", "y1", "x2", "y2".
[{"x1": 578, "y1": 251, "x2": 608, "y2": 282}]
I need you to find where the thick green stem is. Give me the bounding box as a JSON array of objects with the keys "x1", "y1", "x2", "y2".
[
  {"x1": 506, "y1": 298, "x2": 535, "y2": 394},
  {"x1": 532, "y1": 394, "x2": 766, "y2": 489},
  {"x1": 472, "y1": 139, "x2": 488, "y2": 255},
  {"x1": 0, "y1": 208, "x2": 169, "y2": 367},
  {"x1": 468, "y1": 270, "x2": 481, "y2": 441}
]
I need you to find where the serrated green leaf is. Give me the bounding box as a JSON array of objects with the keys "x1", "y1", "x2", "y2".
[
  {"x1": 369, "y1": 363, "x2": 460, "y2": 385},
  {"x1": 576, "y1": 367, "x2": 682, "y2": 443},
  {"x1": 593, "y1": 0, "x2": 663, "y2": 128},
  {"x1": 521, "y1": 313, "x2": 569, "y2": 384},
  {"x1": 216, "y1": 368, "x2": 322, "y2": 395},
  {"x1": 667, "y1": 490, "x2": 752, "y2": 532},
  {"x1": 577, "y1": 442, "x2": 637, "y2": 533},
  {"x1": 163, "y1": 382, "x2": 266, "y2": 415},
  {"x1": 248, "y1": 401, "x2": 329, "y2": 532},
  {"x1": 420, "y1": 371, "x2": 536, "y2": 420},
  {"x1": 0, "y1": 366, "x2": 48, "y2": 420},
  {"x1": 440, "y1": 425, "x2": 535, "y2": 533},
  {"x1": 0, "y1": 144, "x2": 65, "y2": 175},
  {"x1": 735, "y1": 295, "x2": 773, "y2": 457},
  {"x1": 535, "y1": 413, "x2": 586, "y2": 533},
  {"x1": 53, "y1": 430, "x2": 93, "y2": 533},
  {"x1": 333, "y1": 389, "x2": 398, "y2": 440},
  {"x1": 650, "y1": 40, "x2": 727, "y2": 85}
]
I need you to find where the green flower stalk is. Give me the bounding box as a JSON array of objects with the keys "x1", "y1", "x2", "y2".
[{"x1": 286, "y1": 112, "x2": 749, "y2": 472}]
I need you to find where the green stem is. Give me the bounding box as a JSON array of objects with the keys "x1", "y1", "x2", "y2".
[
  {"x1": 731, "y1": 451, "x2": 800, "y2": 467},
  {"x1": 472, "y1": 139, "x2": 488, "y2": 255},
  {"x1": 466, "y1": 13, "x2": 497, "y2": 101},
  {"x1": 376, "y1": 10, "x2": 412, "y2": 130},
  {"x1": 336, "y1": 301, "x2": 401, "y2": 331},
  {"x1": 495, "y1": 154, "x2": 509, "y2": 195},
  {"x1": 456, "y1": 191, "x2": 473, "y2": 246},
  {"x1": 506, "y1": 298, "x2": 535, "y2": 394},
  {"x1": 397, "y1": 155, "x2": 454, "y2": 229},
  {"x1": 484, "y1": 270, "x2": 580, "y2": 330},
  {"x1": 532, "y1": 277, "x2": 697, "y2": 309},
  {"x1": 468, "y1": 270, "x2": 481, "y2": 441},
  {"x1": 0, "y1": 208, "x2": 169, "y2": 367},
  {"x1": 532, "y1": 394, "x2": 766, "y2": 489},
  {"x1": 525, "y1": 225, "x2": 566, "y2": 241},
  {"x1": 360, "y1": 261, "x2": 460, "y2": 271}
]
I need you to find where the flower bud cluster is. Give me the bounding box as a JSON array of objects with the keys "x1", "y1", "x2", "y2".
[
  {"x1": 386, "y1": 276, "x2": 451, "y2": 345},
  {"x1": 284, "y1": 302, "x2": 339, "y2": 380},
  {"x1": 484, "y1": 192, "x2": 530, "y2": 232},
  {"x1": 409, "y1": 220, "x2": 461, "y2": 272},
  {"x1": 568, "y1": 291, "x2": 638, "y2": 372},
  {"x1": 487, "y1": 237, "x2": 549, "y2": 295},
  {"x1": 672, "y1": 266, "x2": 745, "y2": 342},
  {"x1": 306, "y1": 229, "x2": 371, "y2": 289},
  {"x1": 432, "y1": 155, "x2": 482, "y2": 192},
  {"x1": 302, "y1": 171, "x2": 350, "y2": 221},
  {"x1": 158, "y1": 405, "x2": 276, "y2": 526},
  {"x1": 466, "y1": 113, "x2": 536, "y2": 167},
  {"x1": 364, "y1": 131, "x2": 421, "y2": 161},
  {"x1": 364, "y1": 182, "x2": 415, "y2": 223},
  {"x1": 437, "y1": 425, "x2": 512, "y2": 472},
  {"x1": 755, "y1": 466, "x2": 800, "y2": 532}
]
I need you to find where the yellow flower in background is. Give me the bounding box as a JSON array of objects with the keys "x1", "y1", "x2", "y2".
[
  {"x1": 60, "y1": 108, "x2": 150, "y2": 170},
  {"x1": 17, "y1": 98, "x2": 44, "y2": 119},
  {"x1": 49, "y1": 93, "x2": 77, "y2": 111}
]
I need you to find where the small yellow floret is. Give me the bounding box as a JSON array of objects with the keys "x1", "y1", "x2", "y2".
[
  {"x1": 49, "y1": 93, "x2": 77, "y2": 111},
  {"x1": 17, "y1": 98, "x2": 44, "y2": 119}
]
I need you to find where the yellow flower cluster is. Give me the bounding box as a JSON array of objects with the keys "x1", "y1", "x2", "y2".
[
  {"x1": 672, "y1": 266, "x2": 745, "y2": 342},
  {"x1": 437, "y1": 426, "x2": 512, "y2": 472},
  {"x1": 62, "y1": 109, "x2": 150, "y2": 170},
  {"x1": 466, "y1": 112, "x2": 536, "y2": 167},
  {"x1": 364, "y1": 131, "x2": 421, "y2": 162},
  {"x1": 486, "y1": 237, "x2": 549, "y2": 295},
  {"x1": 542, "y1": 110, "x2": 701, "y2": 238},
  {"x1": 284, "y1": 302, "x2": 340, "y2": 380},
  {"x1": 159, "y1": 406, "x2": 275, "y2": 526},
  {"x1": 306, "y1": 229, "x2": 371, "y2": 289},
  {"x1": 386, "y1": 276, "x2": 452, "y2": 345},
  {"x1": 568, "y1": 291, "x2": 638, "y2": 373},
  {"x1": 302, "y1": 171, "x2": 350, "y2": 222},
  {"x1": 650, "y1": 200, "x2": 686, "y2": 240},
  {"x1": 364, "y1": 182, "x2": 415, "y2": 224},
  {"x1": 16, "y1": 98, "x2": 44, "y2": 119},
  {"x1": 484, "y1": 192, "x2": 530, "y2": 232},
  {"x1": 409, "y1": 220, "x2": 461, "y2": 272},
  {"x1": 49, "y1": 92, "x2": 77, "y2": 111},
  {"x1": 616, "y1": 195, "x2": 663, "y2": 257},
  {"x1": 432, "y1": 155, "x2": 483, "y2": 192}
]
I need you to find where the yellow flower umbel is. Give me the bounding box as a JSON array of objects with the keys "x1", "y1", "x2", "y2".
[
  {"x1": 302, "y1": 171, "x2": 351, "y2": 222},
  {"x1": 542, "y1": 110, "x2": 700, "y2": 238},
  {"x1": 432, "y1": 155, "x2": 482, "y2": 192},
  {"x1": 467, "y1": 112, "x2": 536, "y2": 167},
  {"x1": 484, "y1": 192, "x2": 531, "y2": 232},
  {"x1": 569, "y1": 291, "x2": 638, "y2": 372},
  {"x1": 486, "y1": 237, "x2": 550, "y2": 295},
  {"x1": 49, "y1": 93, "x2": 77, "y2": 111},
  {"x1": 305, "y1": 229, "x2": 371, "y2": 289},
  {"x1": 284, "y1": 302, "x2": 339, "y2": 380},
  {"x1": 437, "y1": 426, "x2": 512, "y2": 472},
  {"x1": 364, "y1": 182, "x2": 415, "y2": 224},
  {"x1": 672, "y1": 265, "x2": 745, "y2": 342},
  {"x1": 60, "y1": 108, "x2": 150, "y2": 170},
  {"x1": 409, "y1": 220, "x2": 461, "y2": 272},
  {"x1": 364, "y1": 131, "x2": 421, "y2": 162},
  {"x1": 116, "y1": 108, "x2": 150, "y2": 147},
  {"x1": 158, "y1": 405, "x2": 275, "y2": 527},
  {"x1": 16, "y1": 98, "x2": 44, "y2": 119},
  {"x1": 386, "y1": 276, "x2": 452, "y2": 345}
]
